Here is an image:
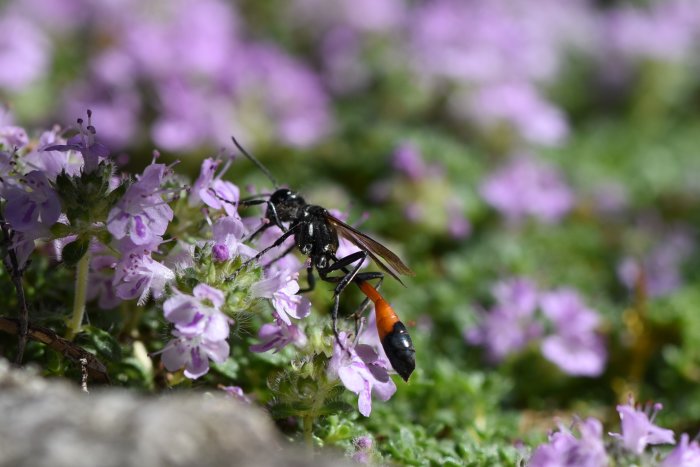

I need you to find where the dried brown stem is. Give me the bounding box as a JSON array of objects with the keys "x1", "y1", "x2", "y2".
[{"x1": 0, "y1": 317, "x2": 110, "y2": 384}]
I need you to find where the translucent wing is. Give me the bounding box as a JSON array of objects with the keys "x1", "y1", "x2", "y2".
[{"x1": 326, "y1": 213, "x2": 414, "y2": 286}]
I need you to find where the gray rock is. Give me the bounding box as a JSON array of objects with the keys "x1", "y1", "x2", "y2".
[{"x1": 0, "y1": 359, "x2": 347, "y2": 467}]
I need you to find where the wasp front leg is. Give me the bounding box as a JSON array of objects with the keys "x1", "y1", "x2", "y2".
[{"x1": 226, "y1": 223, "x2": 299, "y2": 281}]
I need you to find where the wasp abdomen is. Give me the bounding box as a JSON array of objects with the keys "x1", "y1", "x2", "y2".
[
  {"x1": 381, "y1": 322, "x2": 415, "y2": 382},
  {"x1": 360, "y1": 281, "x2": 416, "y2": 382}
]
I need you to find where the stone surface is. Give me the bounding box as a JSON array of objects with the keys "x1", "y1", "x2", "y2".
[{"x1": 0, "y1": 360, "x2": 346, "y2": 467}]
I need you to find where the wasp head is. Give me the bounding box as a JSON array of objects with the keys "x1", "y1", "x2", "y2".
[{"x1": 267, "y1": 188, "x2": 306, "y2": 222}]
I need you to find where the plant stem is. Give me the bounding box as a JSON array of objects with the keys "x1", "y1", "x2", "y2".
[
  {"x1": 0, "y1": 213, "x2": 30, "y2": 364},
  {"x1": 66, "y1": 249, "x2": 91, "y2": 340},
  {"x1": 303, "y1": 414, "x2": 314, "y2": 449}
]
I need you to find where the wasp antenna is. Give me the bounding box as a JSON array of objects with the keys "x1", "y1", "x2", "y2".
[{"x1": 231, "y1": 136, "x2": 279, "y2": 188}]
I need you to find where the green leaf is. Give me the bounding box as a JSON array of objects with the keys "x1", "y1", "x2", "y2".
[
  {"x1": 81, "y1": 325, "x2": 122, "y2": 361},
  {"x1": 212, "y1": 358, "x2": 240, "y2": 379},
  {"x1": 62, "y1": 236, "x2": 90, "y2": 267},
  {"x1": 50, "y1": 222, "x2": 75, "y2": 238}
]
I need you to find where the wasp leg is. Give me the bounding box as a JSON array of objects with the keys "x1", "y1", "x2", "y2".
[
  {"x1": 243, "y1": 221, "x2": 272, "y2": 243},
  {"x1": 321, "y1": 255, "x2": 384, "y2": 334},
  {"x1": 238, "y1": 198, "x2": 287, "y2": 240},
  {"x1": 238, "y1": 197, "x2": 268, "y2": 206},
  {"x1": 264, "y1": 243, "x2": 296, "y2": 268},
  {"x1": 298, "y1": 265, "x2": 316, "y2": 293},
  {"x1": 318, "y1": 251, "x2": 369, "y2": 350},
  {"x1": 227, "y1": 224, "x2": 298, "y2": 281}
]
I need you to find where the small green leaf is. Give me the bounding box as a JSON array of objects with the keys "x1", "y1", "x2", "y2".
[
  {"x1": 269, "y1": 402, "x2": 301, "y2": 419},
  {"x1": 62, "y1": 236, "x2": 90, "y2": 266},
  {"x1": 50, "y1": 222, "x2": 74, "y2": 238},
  {"x1": 212, "y1": 358, "x2": 240, "y2": 379},
  {"x1": 81, "y1": 325, "x2": 122, "y2": 360}
]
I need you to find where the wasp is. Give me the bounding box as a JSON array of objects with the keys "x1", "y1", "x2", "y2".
[{"x1": 231, "y1": 137, "x2": 416, "y2": 381}]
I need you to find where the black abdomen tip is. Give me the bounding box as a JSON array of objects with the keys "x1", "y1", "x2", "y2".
[{"x1": 381, "y1": 322, "x2": 416, "y2": 382}]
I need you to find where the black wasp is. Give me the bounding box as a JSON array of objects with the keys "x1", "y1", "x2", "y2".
[{"x1": 230, "y1": 137, "x2": 416, "y2": 381}]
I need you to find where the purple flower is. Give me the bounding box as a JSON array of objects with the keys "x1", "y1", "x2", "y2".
[
  {"x1": 249, "y1": 317, "x2": 307, "y2": 354},
  {"x1": 540, "y1": 333, "x2": 606, "y2": 378},
  {"x1": 529, "y1": 417, "x2": 608, "y2": 467},
  {"x1": 250, "y1": 268, "x2": 311, "y2": 325},
  {"x1": 3, "y1": 170, "x2": 61, "y2": 233},
  {"x1": 354, "y1": 435, "x2": 373, "y2": 450},
  {"x1": 461, "y1": 81, "x2": 569, "y2": 146},
  {"x1": 493, "y1": 277, "x2": 539, "y2": 314},
  {"x1": 24, "y1": 128, "x2": 84, "y2": 179},
  {"x1": 617, "y1": 229, "x2": 694, "y2": 298},
  {"x1": 189, "y1": 158, "x2": 240, "y2": 217},
  {"x1": 107, "y1": 163, "x2": 174, "y2": 245},
  {"x1": 445, "y1": 200, "x2": 471, "y2": 240},
  {"x1": 112, "y1": 241, "x2": 175, "y2": 305},
  {"x1": 465, "y1": 278, "x2": 542, "y2": 362},
  {"x1": 220, "y1": 386, "x2": 252, "y2": 404},
  {"x1": 319, "y1": 27, "x2": 369, "y2": 94},
  {"x1": 164, "y1": 284, "x2": 229, "y2": 339},
  {"x1": 87, "y1": 250, "x2": 121, "y2": 310},
  {"x1": 410, "y1": 0, "x2": 562, "y2": 85},
  {"x1": 44, "y1": 111, "x2": 110, "y2": 173},
  {"x1": 479, "y1": 155, "x2": 574, "y2": 224},
  {"x1": 610, "y1": 400, "x2": 675, "y2": 454},
  {"x1": 352, "y1": 435, "x2": 374, "y2": 464},
  {"x1": 0, "y1": 15, "x2": 50, "y2": 91},
  {"x1": 234, "y1": 43, "x2": 332, "y2": 147},
  {"x1": 0, "y1": 125, "x2": 29, "y2": 149},
  {"x1": 357, "y1": 308, "x2": 391, "y2": 365},
  {"x1": 540, "y1": 289, "x2": 606, "y2": 377},
  {"x1": 328, "y1": 332, "x2": 396, "y2": 417},
  {"x1": 289, "y1": 0, "x2": 405, "y2": 33},
  {"x1": 62, "y1": 86, "x2": 142, "y2": 148},
  {"x1": 211, "y1": 216, "x2": 257, "y2": 261},
  {"x1": 6, "y1": 230, "x2": 40, "y2": 270},
  {"x1": 160, "y1": 332, "x2": 230, "y2": 379},
  {"x1": 159, "y1": 284, "x2": 232, "y2": 380},
  {"x1": 604, "y1": 2, "x2": 700, "y2": 65},
  {"x1": 392, "y1": 143, "x2": 428, "y2": 181},
  {"x1": 662, "y1": 434, "x2": 700, "y2": 467}
]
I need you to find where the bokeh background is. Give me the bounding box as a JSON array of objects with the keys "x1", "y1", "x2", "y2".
[{"x1": 2, "y1": 0, "x2": 700, "y2": 463}]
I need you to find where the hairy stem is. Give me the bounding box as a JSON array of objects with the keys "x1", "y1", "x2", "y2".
[{"x1": 66, "y1": 249, "x2": 91, "y2": 340}]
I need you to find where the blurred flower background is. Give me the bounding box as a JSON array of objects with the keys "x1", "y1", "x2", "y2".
[{"x1": 2, "y1": 0, "x2": 700, "y2": 464}]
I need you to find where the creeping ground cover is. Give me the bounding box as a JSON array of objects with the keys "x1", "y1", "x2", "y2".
[{"x1": 1, "y1": 0, "x2": 700, "y2": 465}]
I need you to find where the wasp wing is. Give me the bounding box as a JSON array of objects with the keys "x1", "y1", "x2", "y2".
[{"x1": 326, "y1": 213, "x2": 414, "y2": 286}]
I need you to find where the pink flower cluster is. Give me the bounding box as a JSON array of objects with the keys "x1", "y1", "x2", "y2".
[
  {"x1": 466, "y1": 278, "x2": 607, "y2": 377},
  {"x1": 530, "y1": 398, "x2": 688, "y2": 466}
]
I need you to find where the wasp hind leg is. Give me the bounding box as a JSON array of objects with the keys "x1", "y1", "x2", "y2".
[{"x1": 318, "y1": 251, "x2": 369, "y2": 351}]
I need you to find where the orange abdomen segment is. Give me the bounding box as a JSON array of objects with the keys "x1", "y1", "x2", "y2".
[
  {"x1": 357, "y1": 281, "x2": 399, "y2": 340},
  {"x1": 356, "y1": 280, "x2": 416, "y2": 381}
]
